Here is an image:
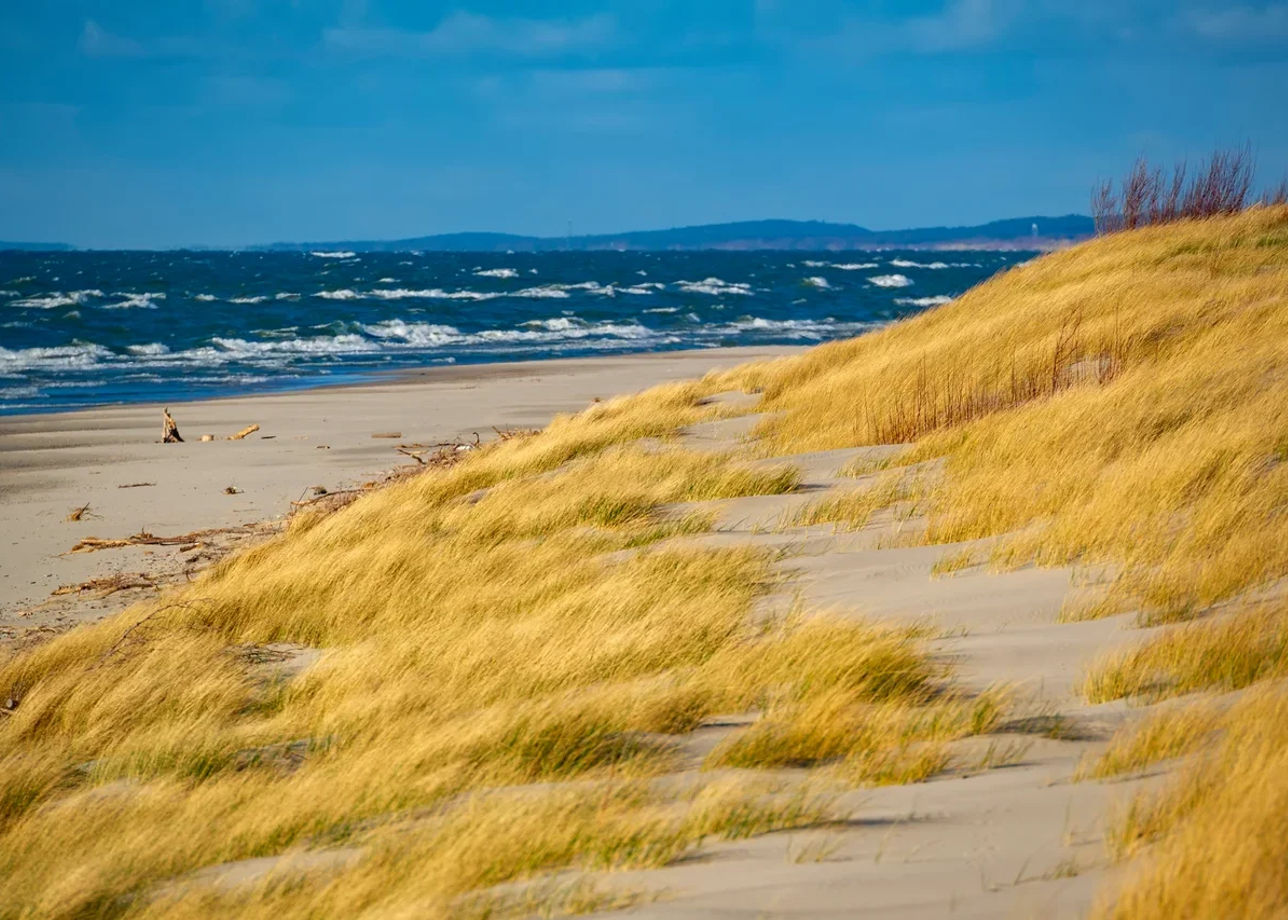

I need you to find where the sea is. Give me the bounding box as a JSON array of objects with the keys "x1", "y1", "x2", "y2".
[{"x1": 0, "y1": 249, "x2": 1031, "y2": 415}]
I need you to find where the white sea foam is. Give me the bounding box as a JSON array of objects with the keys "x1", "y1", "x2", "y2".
[
  {"x1": 126, "y1": 343, "x2": 171, "y2": 355},
  {"x1": 474, "y1": 267, "x2": 518, "y2": 279},
  {"x1": 369, "y1": 288, "x2": 498, "y2": 301},
  {"x1": 194, "y1": 293, "x2": 218, "y2": 302},
  {"x1": 889, "y1": 259, "x2": 979, "y2": 269},
  {"x1": 377, "y1": 277, "x2": 398, "y2": 283},
  {"x1": 229, "y1": 295, "x2": 270, "y2": 304},
  {"x1": 310, "y1": 251, "x2": 356, "y2": 259},
  {"x1": 0, "y1": 342, "x2": 113, "y2": 374},
  {"x1": 675, "y1": 278, "x2": 753, "y2": 296},
  {"x1": 10, "y1": 290, "x2": 104, "y2": 309},
  {"x1": 362, "y1": 320, "x2": 463, "y2": 346},
  {"x1": 716, "y1": 317, "x2": 874, "y2": 340},
  {"x1": 804, "y1": 276, "x2": 832, "y2": 289},
  {"x1": 0, "y1": 290, "x2": 18, "y2": 297},
  {"x1": 643, "y1": 307, "x2": 679, "y2": 314},
  {"x1": 275, "y1": 292, "x2": 301, "y2": 300},
  {"x1": 894, "y1": 296, "x2": 954, "y2": 307},
  {"x1": 513, "y1": 286, "x2": 571, "y2": 299},
  {"x1": 211, "y1": 334, "x2": 378, "y2": 356},
  {"x1": 105, "y1": 292, "x2": 165, "y2": 309},
  {"x1": 867, "y1": 274, "x2": 913, "y2": 288},
  {"x1": 829, "y1": 262, "x2": 880, "y2": 270},
  {"x1": 802, "y1": 260, "x2": 827, "y2": 267},
  {"x1": 313, "y1": 289, "x2": 362, "y2": 300}
]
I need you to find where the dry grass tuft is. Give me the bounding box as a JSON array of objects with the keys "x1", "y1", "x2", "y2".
[{"x1": 1091, "y1": 684, "x2": 1288, "y2": 920}]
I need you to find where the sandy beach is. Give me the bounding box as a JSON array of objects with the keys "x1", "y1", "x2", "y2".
[{"x1": 0, "y1": 346, "x2": 801, "y2": 636}]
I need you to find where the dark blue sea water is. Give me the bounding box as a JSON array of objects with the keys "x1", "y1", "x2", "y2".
[{"x1": 0, "y1": 249, "x2": 1030, "y2": 414}]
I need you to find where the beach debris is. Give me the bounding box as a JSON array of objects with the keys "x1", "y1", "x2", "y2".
[
  {"x1": 200, "y1": 434, "x2": 216, "y2": 442},
  {"x1": 261, "y1": 435, "x2": 276, "y2": 440},
  {"x1": 311, "y1": 485, "x2": 328, "y2": 496},
  {"x1": 316, "y1": 445, "x2": 330, "y2": 449},
  {"x1": 51, "y1": 573, "x2": 156, "y2": 599},
  {"x1": 229, "y1": 424, "x2": 260, "y2": 440},
  {"x1": 67, "y1": 526, "x2": 254, "y2": 554},
  {"x1": 371, "y1": 432, "x2": 402, "y2": 439},
  {"x1": 224, "y1": 486, "x2": 243, "y2": 495},
  {"x1": 66, "y1": 503, "x2": 92, "y2": 522},
  {"x1": 162, "y1": 408, "x2": 183, "y2": 443},
  {"x1": 117, "y1": 482, "x2": 156, "y2": 489}
]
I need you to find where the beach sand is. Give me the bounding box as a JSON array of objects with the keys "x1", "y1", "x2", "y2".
[{"x1": 0, "y1": 346, "x2": 801, "y2": 637}]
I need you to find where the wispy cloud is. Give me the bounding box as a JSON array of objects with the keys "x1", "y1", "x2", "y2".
[
  {"x1": 79, "y1": 20, "x2": 145, "y2": 57},
  {"x1": 1183, "y1": 3, "x2": 1288, "y2": 42},
  {"x1": 903, "y1": 0, "x2": 1012, "y2": 52},
  {"x1": 324, "y1": 11, "x2": 616, "y2": 58}
]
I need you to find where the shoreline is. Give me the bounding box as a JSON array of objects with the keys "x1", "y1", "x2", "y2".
[{"x1": 0, "y1": 345, "x2": 801, "y2": 638}]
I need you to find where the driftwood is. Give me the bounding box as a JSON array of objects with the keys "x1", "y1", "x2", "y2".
[
  {"x1": 117, "y1": 482, "x2": 156, "y2": 489},
  {"x1": 371, "y1": 432, "x2": 402, "y2": 439},
  {"x1": 228, "y1": 424, "x2": 259, "y2": 440},
  {"x1": 68, "y1": 526, "x2": 250, "y2": 554},
  {"x1": 162, "y1": 408, "x2": 183, "y2": 443},
  {"x1": 52, "y1": 573, "x2": 156, "y2": 598}
]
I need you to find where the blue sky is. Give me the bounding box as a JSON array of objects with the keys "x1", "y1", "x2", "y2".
[{"x1": 2, "y1": 1, "x2": 1286, "y2": 248}]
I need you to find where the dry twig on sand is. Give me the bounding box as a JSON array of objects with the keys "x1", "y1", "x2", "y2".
[
  {"x1": 52, "y1": 573, "x2": 156, "y2": 598},
  {"x1": 65, "y1": 503, "x2": 92, "y2": 522},
  {"x1": 228, "y1": 424, "x2": 260, "y2": 440}
]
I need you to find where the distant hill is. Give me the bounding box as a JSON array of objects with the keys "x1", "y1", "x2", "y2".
[
  {"x1": 256, "y1": 216, "x2": 1093, "y2": 253},
  {"x1": 0, "y1": 241, "x2": 75, "y2": 251}
]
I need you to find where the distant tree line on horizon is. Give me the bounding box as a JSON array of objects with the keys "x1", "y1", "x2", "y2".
[{"x1": 1092, "y1": 146, "x2": 1288, "y2": 235}]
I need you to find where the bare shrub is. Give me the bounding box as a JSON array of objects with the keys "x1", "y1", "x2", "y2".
[{"x1": 1092, "y1": 145, "x2": 1274, "y2": 235}]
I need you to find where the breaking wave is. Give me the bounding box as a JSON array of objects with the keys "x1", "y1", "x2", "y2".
[{"x1": 867, "y1": 274, "x2": 913, "y2": 288}]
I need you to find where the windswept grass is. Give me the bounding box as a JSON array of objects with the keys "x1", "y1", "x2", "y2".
[
  {"x1": 1082, "y1": 600, "x2": 1288, "y2": 704},
  {"x1": 1077, "y1": 700, "x2": 1223, "y2": 780},
  {"x1": 1091, "y1": 684, "x2": 1288, "y2": 920},
  {"x1": 718, "y1": 205, "x2": 1288, "y2": 622}
]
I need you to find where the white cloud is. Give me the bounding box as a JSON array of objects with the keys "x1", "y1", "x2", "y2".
[{"x1": 324, "y1": 11, "x2": 616, "y2": 58}]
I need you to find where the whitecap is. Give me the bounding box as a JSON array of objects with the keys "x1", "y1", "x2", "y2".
[
  {"x1": 313, "y1": 289, "x2": 362, "y2": 300},
  {"x1": 675, "y1": 278, "x2": 753, "y2": 296},
  {"x1": 829, "y1": 262, "x2": 879, "y2": 270},
  {"x1": 804, "y1": 276, "x2": 832, "y2": 289},
  {"x1": 229, "y1": 295, "x2": 271, "y2": 304},
  {"x1": 310, "y1": 251, "x2": 356, "y2": 258},
  {"x1": 474, "y1": 267, "x2": 519, "y2": 279},
  {"x1": 894, "y1": 296, "x2": 954, "y2": 307},
  {"x1": 10, "y1": 290, "x2": 103, "y2": 309},
  {"x1": 368, "y1": 288, "x2": 498, "y2": 301},
  {"x1": 0, "y1": 342, "x2": 113, "y2": 374},
  {"x1": 867, "y1": 274, "x2": 913, "y2": 288},
  {"x1": 194, "y1": 293, "x2": 218, "y2": 302},
  {"x1": 362, "y1": 320, "x2": 463, "y2": 346},
  {"x1": 514, "y1": 286, "x2": 572, "y2": 299},
  {"x1": 105, "y1": 291, "x2": 165, "y2": 309},
  {"x1": 126, "y1": 343, "x2": 171, "y2": 356}
]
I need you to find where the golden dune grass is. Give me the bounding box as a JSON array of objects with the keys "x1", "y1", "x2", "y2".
[
  {"x1": 2, "y1": 206, "x2": 1286, "y2": 917},
  {"x1": 720, "y1": 205, "x2": 1288, "y2": 622},
  {"x1": 1091, "y1": 684, "x2": 1288, "y2": 920}
]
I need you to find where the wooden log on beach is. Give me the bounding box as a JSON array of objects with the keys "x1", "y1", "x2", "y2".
[{"x1": 162, "y1": 408, "x2": 183, "y2": 443}]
